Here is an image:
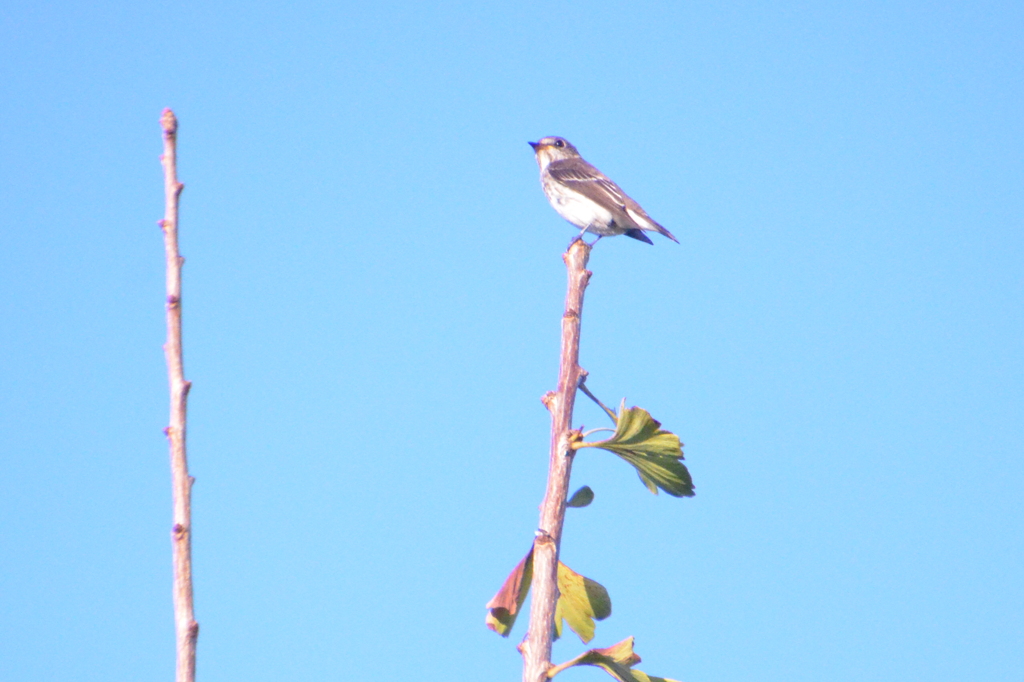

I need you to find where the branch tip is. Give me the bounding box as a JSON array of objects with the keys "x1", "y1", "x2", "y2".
[{"x1": 160, "y1": 108, "x2": 178, "y2": 135}]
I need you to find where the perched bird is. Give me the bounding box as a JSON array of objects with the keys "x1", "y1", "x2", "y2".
[{"x1": 529, "y1": 136, "x2": 678, "y2": 246}]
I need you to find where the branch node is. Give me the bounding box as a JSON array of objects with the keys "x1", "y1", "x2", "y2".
[{"x1": 541, "y1": 391, "x2": 557, "y2": 410}]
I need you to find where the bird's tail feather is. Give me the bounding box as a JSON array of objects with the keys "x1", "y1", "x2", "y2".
[
  {"x1": 624, "y1": 229, "x2": 655, "y2": 244},
  {"x1": 653, "y1": 223, "x2": 679, "y2": 243}
]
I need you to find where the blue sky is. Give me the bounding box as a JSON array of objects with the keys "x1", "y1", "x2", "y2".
[{"x1": 1, "y1": 1, "x2": 1021, "y2": 680}]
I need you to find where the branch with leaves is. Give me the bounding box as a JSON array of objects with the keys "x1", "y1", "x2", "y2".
[
  {"x1": 160, "y1": 108, "x2": 198, "y2": 682},
  {"x1": 486, "y1": 241, "x2": 693, "y2": 682}
]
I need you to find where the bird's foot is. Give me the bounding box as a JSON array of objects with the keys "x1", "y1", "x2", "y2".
[{"x1": 567, "y1": 233, "x2": 600, "y2": 251}]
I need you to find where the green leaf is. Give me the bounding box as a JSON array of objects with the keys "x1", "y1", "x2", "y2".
[
  {"x1": 485, "y1": 548, "x2": 533, "y2": 636},
  {"x1": 576, "y1": 400, "x2": 694, "y2": 497},
  {"x1": 624, "y1": 668, "x2": 680, "y2": 682},
  {"x1": 567, "y1": 485, "x2": 595, "y2": 508},
  {"x1": 547, "y1": 637, "x2": 681, "y2": 682},
  {"x1": 554, "y1": 562, "x2": 611, "y2": 643}
]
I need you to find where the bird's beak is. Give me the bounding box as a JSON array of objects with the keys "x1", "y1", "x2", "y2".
[{"x1": 528, "y1": 141, "x2": 541, "y2": 151}]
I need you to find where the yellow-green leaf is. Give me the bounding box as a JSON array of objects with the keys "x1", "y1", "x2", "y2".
[
  {"x1": 547, "y1": 636, "x2": 681, "y2": 682},
  {"x1": 554, "y1": 562, "x2": 611, "y2": 643}
]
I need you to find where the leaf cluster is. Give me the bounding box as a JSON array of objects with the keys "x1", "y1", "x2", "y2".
[
  {"x1": 486, "y1": 548, "x2": 610, "y2": 644},
  {"x1": 576, "y1": 400, "x2": 694, "y2": 498}
]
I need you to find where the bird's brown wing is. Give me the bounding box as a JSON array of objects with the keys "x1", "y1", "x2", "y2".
[
  {"x1": 548, "y1": 159, "x2": 679, "y2": 243},
  {"x1": 548, "y1": 160, "x2": 631, "y2": 212}
]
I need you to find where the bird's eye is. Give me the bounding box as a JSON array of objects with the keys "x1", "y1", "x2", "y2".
[{"x1": 554, "y1": 139, "x2": 565, "y2": 148}]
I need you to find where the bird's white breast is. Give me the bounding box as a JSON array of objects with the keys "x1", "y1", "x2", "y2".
[{"x1": 541, "y1": 177, "x2": 617, "y2": 233}]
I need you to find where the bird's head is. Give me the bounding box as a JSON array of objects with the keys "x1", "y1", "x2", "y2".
[{"x1": 529, "y1": 136, "x2": 580, "y2": 168}]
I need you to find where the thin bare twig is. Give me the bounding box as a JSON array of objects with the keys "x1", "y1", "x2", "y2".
[
  {"x1": 160, "y1": 108, "x2": 198, "y2": 682},
  {"x1": 520, "y1": 240, "x2": 592, "y2": 682}
]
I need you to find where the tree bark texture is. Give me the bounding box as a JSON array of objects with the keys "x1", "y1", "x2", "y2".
[
  {"x1": 160, "y1": 108, "x2": 198, "y2": 682},
  {"x1": 521, "y1": 240, "x2": 592, "y2": 682}
]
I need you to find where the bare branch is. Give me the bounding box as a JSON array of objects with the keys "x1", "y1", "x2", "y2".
[
  {"x1": 521, "y1": 240, "x2": 592, "y2": 682},
  {"x1": 160, "y1": 108, "x2": 198, "y2": 682}
]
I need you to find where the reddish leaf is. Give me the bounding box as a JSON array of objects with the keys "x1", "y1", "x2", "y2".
[{"x1": 485, "y1": 547, "x2": 534, "y2": 636}]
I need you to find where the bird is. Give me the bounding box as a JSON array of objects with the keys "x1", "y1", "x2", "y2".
[{"x1": 529, "y1": 136, "x2": 678, "y2": 246}]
